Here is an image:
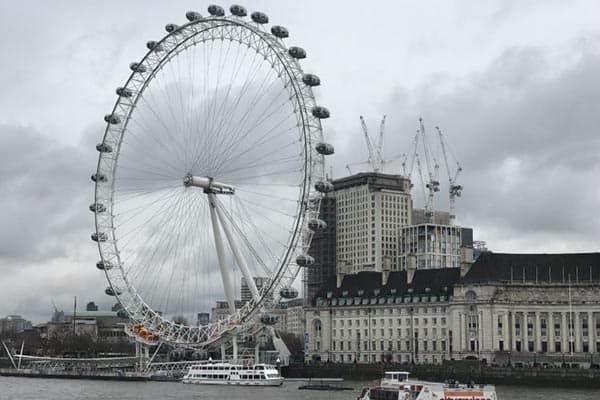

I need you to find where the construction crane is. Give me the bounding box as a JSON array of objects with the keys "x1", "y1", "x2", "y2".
[
  {"x1": 346, "y1": 115, "x2": 387, "y2": 174},
  {"x1": 435, "y1": 126, "x2": 463, "y2": 221},
  {"x1": 417, "y1": 118, "x2": 440, "y2": 221}
]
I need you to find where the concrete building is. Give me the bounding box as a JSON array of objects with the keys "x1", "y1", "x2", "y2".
[
  {"x1": 334, "y1": 173, "x2": 412, "y2": 274},
  {"x1": 40, "y1": 310, "x2": 129, "y2": 343},
  {"x1": 241, "y1": 276, "x2": 270, "y2": 303},
  {"x1": 211, "y1": 300, "x2": 244, "y2": 323},
  {"x1": 0, "y1": 315, "x2": 33, "y2": 334},
  {"x1": 305, "y1": 252, "x2": 600, "y2": 367},
  {"x1": 303, "y1": 173, "x2": 412, "y2": 304}
]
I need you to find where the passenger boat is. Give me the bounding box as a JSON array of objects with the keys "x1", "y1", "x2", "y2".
[
  {"x1": 358, "y1": 371, "x2": 497, "y2": 400},
  {"x1": 181, "y1": 361, "x2": 283, "y2": 386}
]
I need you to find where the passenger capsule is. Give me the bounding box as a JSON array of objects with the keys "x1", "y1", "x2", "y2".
[
  {"x1": 308, "y1": 218, "x2": 327, "y2": 231},
  {"x1": 288, "y1": 46, "x2": 306, "y2": 59},
  {"x1": 89, "y1": 203, "x2": 106, "y2": 213},
  {"x1": 302, "y1": 73, "x2": 320, "y2": 87},
  {"x1": 230, "y1": 4, "x2": 247, "y2": 16},
  {"x1": 312, "y1": 106, "x2": 330, "y2": 119},
  {"x1": 271, "y1": 25, "x2": 288, "y2": 38},
  {"x1": 315, "y1": 142, "x2": 334, "y2": 155},
  {"x1": 117, "y1": 309, "x2": 128, "y2": 318},
  {"x1": 314, "y1": 180, "x2": 334, "y2": 193},
  {"x1": 251, "y1": 11, "x2": 268, "y2": 24},
  {"x1": 116, "y1": 87, "x2": 132, "y2": 98},
  {"x1": 296, "y1": 254, "x2": 315, "y2": 266},
  {"x1": 186, "y1": 11, "x2": 202, "y2": 21},
  {"x1": 105, "y1": 286, "x2": 121, "y2": 296},
  {"x1": 208, "y1": 5, "x2": 225, "y2": 16},
  {"x1": 91, "y1": 173, "x2": 107, "y2": 183},
  {"x1": 146, "y1": 41, "x2": 163, "y2": 51},
  {"x1": 91, "y1": 232, "x2": 108, "y2": 242},
  {"x1": 280, "y1": 287, "x2": 298, "y2": 299},
  {"x1": 104, "y1": 114, "x2": 121, "y2": 125},
  {"x1": 260, "y1": 314, "x2": 278, "y2": 325},
  {"x1": 165, "y1": 23, "x2": 179, "y2": 33},
  {"x1": 96, "y1": 260, "x2": 113, "y2": 270},
  {"x1": 129, "y1": 62, "x2": 147, "y2": 73},
  {"x1": 96, "y1": 143, "x2": 112, "y2": 153}
]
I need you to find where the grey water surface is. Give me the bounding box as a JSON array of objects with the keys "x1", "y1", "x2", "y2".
[{"x1": 0, "y1": 377, "x2": 599, "y2": 400}]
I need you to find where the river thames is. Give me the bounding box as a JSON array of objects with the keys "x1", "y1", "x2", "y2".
[{"x1": 0, "y1": 377, "x2": 599, "y2": 400}]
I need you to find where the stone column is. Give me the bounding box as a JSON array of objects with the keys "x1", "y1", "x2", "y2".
[
  {"x1": 504, "y1": 312, "x2": 509, "y2": 350},
  {"x1": 589, "y1": 312, "x2": 596, "y2": 353},
  {"x1": 478, "y1": 311, "x2": 483, "y2": 353},
  {"x1": 535, "y1": 312, "x2": 542, "y2": 352},
  {"x1": 459, "y1": 313, "x2": 464, "y2": 352},
  {"x1": 548, "y1": 312, "x2": 555, "y2": 352},
  {"x1": 575, "y1": 311, "x2": 581, "y2": 353},
  {"x1": 523, "y1": 312, "x2": 529, "y2": 352},
  {"x1": 561, "y1": 312, "x2": 568, "y2": 353},
  {"x1": 507, "y1": 312, "x2": 513, "y2": 351}
]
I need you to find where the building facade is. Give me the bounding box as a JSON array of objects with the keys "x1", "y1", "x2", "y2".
[
  {"x1": 334, "y1": 173, "x2": 412, "y2": 274},
  {"x1": 305, "y1": 252, "x2": 600, "y2": 367}
]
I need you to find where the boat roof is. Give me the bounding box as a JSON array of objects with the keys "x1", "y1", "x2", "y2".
[{"x1": 385, "y1": 371, "x2": 410, "y2": 374}]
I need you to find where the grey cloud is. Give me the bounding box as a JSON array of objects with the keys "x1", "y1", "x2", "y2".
[{"x1": 374, "y1": 37, "x2": 600, "y2": 251}]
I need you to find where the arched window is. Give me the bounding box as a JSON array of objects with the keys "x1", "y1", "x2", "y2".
[
  {"x1": 465, "y1": 290, "x2": 477, "y2": 301},
  {"x1": 313, "y1": 319, "x2": 322, "y2": 338}
]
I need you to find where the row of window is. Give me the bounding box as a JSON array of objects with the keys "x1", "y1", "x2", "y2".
[
  {"x1": 330, "y1": 307, "x2": 447, "y2": 316},
  {"x1": 333, "y1": 317, "x2": 446, "y2": 327},
  {"x1": 332, "y1": 326, "x2": 448, "y2": 339},
  {"x1": 331, "y1": 338, "x2": 448, "y2": 353}
]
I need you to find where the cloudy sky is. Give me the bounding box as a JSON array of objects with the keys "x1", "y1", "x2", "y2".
[{"x1": 1, "y1": 0, "x2": 599, "y2": 323}]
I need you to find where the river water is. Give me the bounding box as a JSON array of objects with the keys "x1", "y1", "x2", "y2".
[{"x1": 0, "y1": 377, "x2": 599, "y2": 400}]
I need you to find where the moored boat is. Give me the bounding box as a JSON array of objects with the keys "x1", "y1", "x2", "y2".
[
  {"x1": 358, "y1": 371, "x2": 497, "y2": 400},
  {"x1": 182, "y1": 361, "x2": 283, "y2": 386}
]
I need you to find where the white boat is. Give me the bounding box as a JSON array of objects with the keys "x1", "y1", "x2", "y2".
[
  {"x1": 181, "y1": 361, "x2": 284, "y2": 386},
  {"x1": 358, "y1": 371, "x2": 497, "y2": 400}
]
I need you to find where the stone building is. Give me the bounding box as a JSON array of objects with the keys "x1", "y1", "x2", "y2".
[
  {"x1": 452, "y1": 252, "x2": 600, "y2": 366},
  {"x1": 305, "y1": 252, "x2": 600, "y2": 367},
  {"x1": 305, "y1": 268, "x2": 459, "y2": 364}
]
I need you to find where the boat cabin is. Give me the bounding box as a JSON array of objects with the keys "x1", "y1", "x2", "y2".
[{"x1": 382, "y1": 371, "x2": 409, "y2": 385}]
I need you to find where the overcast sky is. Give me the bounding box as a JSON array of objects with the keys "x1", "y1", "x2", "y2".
[{"x1": 1, "y1": 1, "x2": 599, "y2": 323}]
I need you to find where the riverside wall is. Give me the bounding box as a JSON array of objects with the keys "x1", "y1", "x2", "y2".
[{"x1": 282, "y1": 362, "x2": 600, "y2": 388}]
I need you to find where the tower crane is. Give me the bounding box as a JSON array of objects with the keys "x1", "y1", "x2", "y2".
[
  {"x1": 435, "y1": 126, "x2": 463, "y2": 222},
  {"x1": 418, "y1": 117, "x2": 439, "y2": 221},
  {"x1": 345, "y1": 115, "x2": 387, "y2": 174}
]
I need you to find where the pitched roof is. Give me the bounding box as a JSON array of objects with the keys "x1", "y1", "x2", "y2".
[
  {"x1": 462, "y1": 252, "x2": 600, "y2": 283},
  {"x1": 313, "y1": 268, "x2": 461, "y2": 305}
]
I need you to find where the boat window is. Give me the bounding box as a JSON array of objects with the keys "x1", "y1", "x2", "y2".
[{"x1": 260, "y1": 375, "x2": 265, "y2": 379}]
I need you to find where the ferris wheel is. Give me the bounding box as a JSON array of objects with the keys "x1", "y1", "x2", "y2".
[{"x1": 90, "y1": 4, "x2": 334, "y2": 346}]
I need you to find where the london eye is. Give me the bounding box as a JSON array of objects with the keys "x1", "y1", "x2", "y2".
[{"x1": 90, "y1": 4, "x2": 334, "y2": 346}]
